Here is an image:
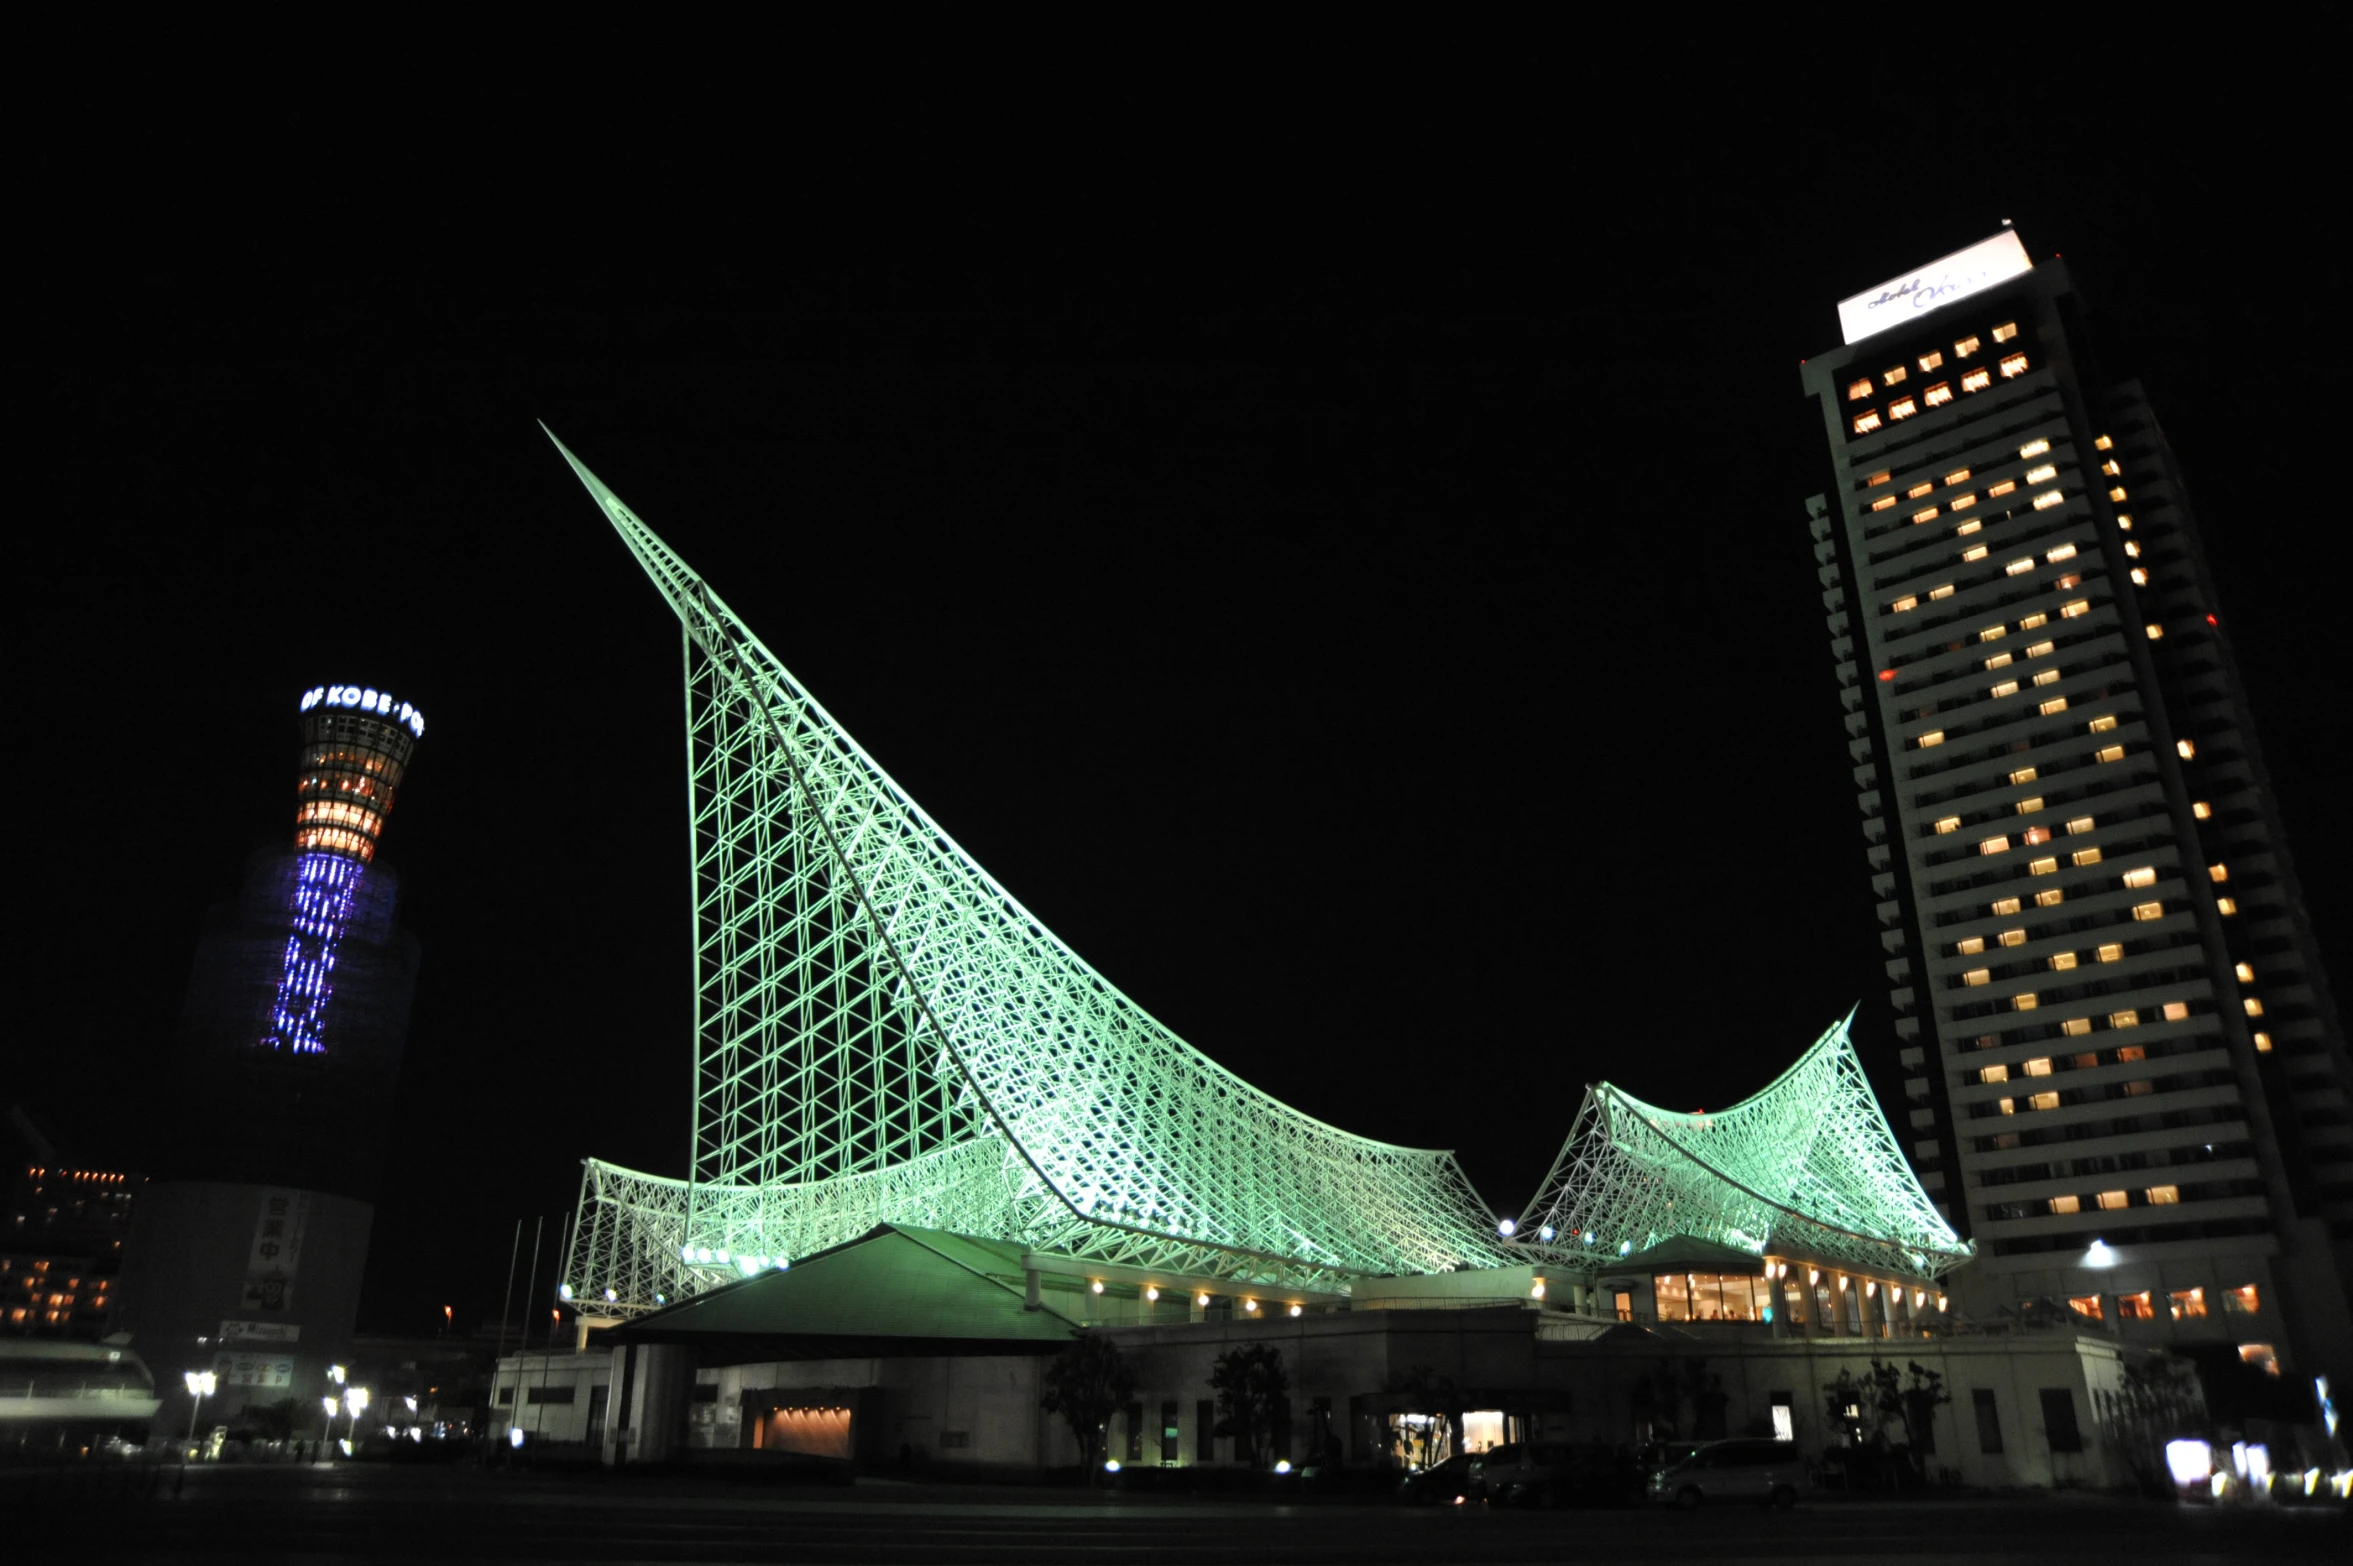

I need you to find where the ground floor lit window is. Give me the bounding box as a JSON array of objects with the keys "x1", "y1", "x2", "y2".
[{"x1": 1653, "y1": 1273, "x2": 1771, "y2": 1322}]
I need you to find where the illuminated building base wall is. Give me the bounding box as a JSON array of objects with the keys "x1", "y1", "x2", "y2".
[{"x1": 114, "y1": 1181, "x2": 373, "y2": 1428}]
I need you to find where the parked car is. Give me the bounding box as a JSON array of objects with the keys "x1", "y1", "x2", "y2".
[
  {"x1": 1508, "y1": 1443, "x2": 1645, "y2": 1509},
  {"x1": 1397, "y1": 1451, "x2": 1473, "y2": 1505},
  {"x1": 1473, "y1": 1441, "x2": 1577, "y2": 1505},
  {"x1": 1647, "y1": 1438, "x2": 1807, "y2": 1509}
]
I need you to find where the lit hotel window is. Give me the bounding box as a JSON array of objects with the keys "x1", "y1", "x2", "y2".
[
  {"x1": 1944, "y1": 467, "x2": 1971, "y2": 485},
  {"x1": 2146, "y1": 1185, "x2": 2179, "y2": 1205},
  {"x1": 2067, "y1": 817, "x2": 2095, "y2": 835},
  {"x1": 2000, "y1": 353, "x2": 2029, "y2": 378},
  {"x1": 1953, "y1": 497, "x2": 1979, "y2": 515},
  {"x1": 2115, "y1": 1045, "x2": 2146, "y2": 1063},
  {"x1": 2179, "y1": 739, "x2": 2198, "y2": 760},
  {"x1": 2049, "y1": 951, "x2": 2078, "y2": 971},
  {"x1": 1979, "y1": 1062, "x2": 2007, "y2": 1082},
  {"x1": 2056, "y1": 573, "x2": 2082, "y2": 591},
  {"x1": 2023, "y1": 825, "x2": 2052, "y2": 846},
  {"x1": 2029, "y1": 855, "x2": 2059, "y2": 875},
  {"x1": 2038, "y1": 697, "x2": 2068, "y2": 716},
  {"x1": 1847, "y1": 378, "x2": 1874, "y2": 401},
  {"x1": 2018, "y1": 437, "x2": 2050, "y2": 459},
  {"x1": 2060, "y1": 600, "x2": 2089, "y2": 619},
  {"x1": 1957, "y1": 335, "x2": 1982, "y2": 357},
  {"x1": 1961, "y1": 367, "x2": 1992, "y2": 392},
  {"x1": 2013, "y1": 993, "x2": 2039, "y2": 1011},
  {"x1": 2022, "y1": 1057, "x2": 2053, "y2": 1076},
  {"x1": 2088, "y1": 715, "x2": 2118, "y2": 734},
  {"x1": 1854, "y1": 411, "x2": 1882, "y2": 434},
  {"x1": 2033, "y1": 669, "x2": 2060, "y2": 687},
  {"x1": 1919, "y1": 351, "x2": 1945, "y2": 372},
  {"x1": 2026, "y1": 464, "x2": 2058, "y2": 484},
  {"x1": 2049, "y1": 1194, "x2": 2080, "y2": 1214},
  {"x1": 1917, "y1": 730, "x2": 1944, "y2": 748},
  {"x1": 2015, "y1": 796, "x2": 2044, "y2": 814},
  {"x1": 2021, "y1": 612, "x2": 2049, "y2": 629},
  {"x1": 2101, "y1": 460, "x2": 2122, "y2": 477},
  {"x1": 1908, "y1": 482, "x2": 1934, "y2": 499},
  {"x1": 1998, "y1": 928, "x2": 2027, "y2": 947},
  {"x1": 1872, "y1": 495, "x2": 1897, "y2": 511},
  {"x1": 2244, "y1": 997, "x2": 2265, "y2": 1018},
  {"x1": 2096, "y1": 1190, "x2": 2128, "y2": 1210},
  {"x1": 1890, "y1": 397, "x2": 1918, "y2": 420},
  {"x1": 1990, "y1": 677, "x2": 2017, "y2": 696},
  {"x1": 2096, "y1": 744, "x2": 2126, "y2": 764},
  {"x1": 1884, "y1": 366, "x2": 1908, "y2": 386},
  {"x1": 2033, "y1": 490, "x2": 2064, "y2": 511},
  {"x1": 2234, "y1": 962, "x2": 2254, "y2": 982},
  {"x1": 1964, "y1": 968, "x2": 1992, "y2": 987},
  {"x1": 1980, "y1": 624, "x2": 2008, "y2": 642},
  {"x1": 2071, "y1": 847, "x2": 2103, "y2": 867},
  {"x1": 2217, "y1": 896, "x2": 2238, "y2": 915},
  {"x1": 2034, "y1": 888, "x2": 2066, "y2": 908},
  {"x1": 2192, "y1": 801, "x2": 2212, "y2": 820},
  {"x1": 1985, "y1": 652, "x2": 2013, "y2": 670},
  {"x1": 1892, "y1": 595, "x2": 1918, "y2": 613},
  {"x1": 2124, "y1": 541, "x2": 2140, "y2": 558},
  {"x1": 1957, "y1": 935, "x2": 1985, "y2": 955},
  {"x1": 2131, "y1": 567, "x2": 2148, "y2": 585},
  {"x1": 2253, "y1": 1032, "x2": 2273, "y2": 1052},
  {"x1": 2146, "y1": 623, "x2": 2164, "y2": 640},
  {"x1": 2111, "y1": 1009, "x2": 2140, "y2": 1029},
  {"x1": 2109, "y1": 486, "x2": 2128, "y2": 503},
  {"x1": 2046, "y1": 543, "x2": 2077, "y2": 564},
  {"x1": 1930, "y1": 584, "x2": 1955, "y2": 600},
  {"x1": 2121, "y1": 867, "x2": 2158, "y2": 889},
  {"x1": 1915, "y1": 506, "x2": 1941, "y2": 524},
  {"x1": 1993, "y1": 322, "x2": 2020, "y2": 343},
  {"x1": 1992, "y1": 896, "x2": 2023, "y2": 916},
  {"x1": 2062, "y1": 1017, "x2": 2093, "y2": 1036},
  {"x1": 1924, "y1": 383, "x2": 1953, "y2": 408},
  {"x1": 1998, "y1": 1097, "x2": 2017, "y2": 1116},
  {"x1": 2224, "y1": 1285, "x2": 2261, "y2": 1315},
  {"x1": 2095, "y1": 435, "x2": 2113, "y2": 451},
  {"x1": 1867, "y1": 470, "x2": 1892, "y2": 486},
  {"x1": 2132, "y1": 901, "x2": 2164, "y2": 921},
  {"x1": 1988, "y1": 479, "x2": 2017, "y2": 497},
  {"x1": 2009, "y1": 766, "x2": 2038, "y2": 785},
  {"x1": 2096, "y1": 943, "x2": 2123, "y2": 962},
  {"x1": 2029, "y1": 1089, "x2": 2058, "y2": 1108},
  {"x1": 1935, "y1": 815, "x2": 1962, "y2": 834},
  {"x1": 2006, "y1": 557, "x2": 2036, "y2": 576},
  {"x1": 1981, "y1": 835, "x2": 2013, "y2": 855}
]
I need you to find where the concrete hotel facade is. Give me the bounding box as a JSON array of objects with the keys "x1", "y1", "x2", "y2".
[{"x1": 1800, "y1": 236, "x2": 2353, "y2": 1394}]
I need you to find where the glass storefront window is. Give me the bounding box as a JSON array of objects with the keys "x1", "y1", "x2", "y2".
[{"x1": 1652, "y1": 1273, "x2": 1770, "y2": 1322}]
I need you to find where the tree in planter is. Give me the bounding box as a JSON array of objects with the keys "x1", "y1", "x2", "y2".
[
  {"x1": 1039, "y1": 1332, "x2": 1136, "y2": 1471},
  {"x1": 1209, "y1": 1344, "x2": 1289, "y2": 1469}
]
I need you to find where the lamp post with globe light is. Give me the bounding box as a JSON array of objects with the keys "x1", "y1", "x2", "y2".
[
  {"x1": 183, "y1": 1370, "x2": 216, "y2": 1454},
  {"x1": 320, "y1": 1396, "x2": 339, "y2": 1461},
  {"x1": 343, "y1": 1386, "x2": 370, "y2": 1454}
]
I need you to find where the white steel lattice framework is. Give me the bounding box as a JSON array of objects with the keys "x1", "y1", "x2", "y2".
[
  {"x1": 545, "y1": 430, "x2": 1514, "y2": 1312},
  {"x1": 1516, "y1": 1013, "x2": 1972, "y2": 1282}
]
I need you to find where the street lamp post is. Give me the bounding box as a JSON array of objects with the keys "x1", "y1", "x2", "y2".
[
  {"x1": 183, "y1": 1370, "x2": 216, "y2": 1455},
  {"x1": 320, "y1": 1396, "x2": 339, "y2": 1461},
  {"x1": 343, "y1": 1386, "x2": 370, "y2": 1454}
]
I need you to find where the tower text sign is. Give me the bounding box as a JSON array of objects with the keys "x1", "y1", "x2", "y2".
[{"x1": 1838, "y1": 231, "x2": 2033, "y2": 345}]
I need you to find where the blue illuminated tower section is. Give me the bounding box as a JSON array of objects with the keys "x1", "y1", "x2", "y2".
[{"x1": 261, "y1": 685, "x2": 425, "y2": 1055}]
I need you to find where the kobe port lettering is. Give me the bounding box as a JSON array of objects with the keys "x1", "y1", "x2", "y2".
[{"x1": 300, "y1": 685, "x2": 425, "y2": 737}]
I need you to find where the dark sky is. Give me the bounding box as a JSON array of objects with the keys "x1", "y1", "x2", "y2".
[{"x1": 9, "y1": 87, "x2": 2344, "y2": 1334}]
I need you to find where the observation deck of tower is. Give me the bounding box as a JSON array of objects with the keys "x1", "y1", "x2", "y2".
[{"x1": 544, "y1": 428, "x2": 1967, "y2": 1315}]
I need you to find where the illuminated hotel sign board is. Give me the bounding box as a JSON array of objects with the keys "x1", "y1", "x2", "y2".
[
  {"x1": 300, "y1": 684, "x2": 426, "y2": 738},
  {"x1": 1838, "y1": 231, "x2": 2033, "y2": 346}
]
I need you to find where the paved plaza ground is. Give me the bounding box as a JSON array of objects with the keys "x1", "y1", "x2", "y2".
[{"x1": 11, "y1": 1461, "x2": 2348, "y2": 1562}]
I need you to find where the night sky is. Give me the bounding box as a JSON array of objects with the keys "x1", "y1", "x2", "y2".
[{"x1": 11, "y1": 89, "x2": 2343, "y2": 1335}]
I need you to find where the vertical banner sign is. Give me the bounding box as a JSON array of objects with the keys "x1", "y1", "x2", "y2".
[{"x1": 241, "y1": 1188, "x2": 309, "y2": 1312}]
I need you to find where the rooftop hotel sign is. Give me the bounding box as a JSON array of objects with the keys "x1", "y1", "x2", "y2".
[{"x1": 1838, "y1": 231, "x2": 2033, "y2": 346}]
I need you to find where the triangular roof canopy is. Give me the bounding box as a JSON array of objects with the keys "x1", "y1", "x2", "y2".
[{"x1": 614, "y1": 1225, "x2": 1081, "y2": 1356}]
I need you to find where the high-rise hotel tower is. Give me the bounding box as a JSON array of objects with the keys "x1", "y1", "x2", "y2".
[{"x1": 1801, "y1": 233, "x2": 2353, "y2": 1397}]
